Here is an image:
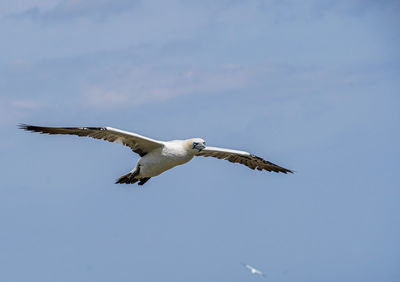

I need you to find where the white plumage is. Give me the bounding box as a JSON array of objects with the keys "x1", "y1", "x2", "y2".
[
  {"x1": 20, "y1": 124, "x2": 292, "y2": 186},
  {"x1": 242, "y1": 263, "x2": 265, "y2": 277}
]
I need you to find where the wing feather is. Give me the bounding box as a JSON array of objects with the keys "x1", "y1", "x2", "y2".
[
  {"x1": 196, "y1": 146, "x2": 292, "y2": 173},
  {"x1": 19, "y1": 124, "x2": 164, "y2": 156}
]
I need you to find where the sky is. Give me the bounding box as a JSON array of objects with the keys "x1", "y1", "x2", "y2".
[{"x1": 0, "y1": 0, "x2": 399, "y2": 281}]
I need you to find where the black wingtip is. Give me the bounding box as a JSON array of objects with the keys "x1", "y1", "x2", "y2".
[
  {"x1": 18, "y1": 123, "x2": 41, "y2": 133},
  {"x1": 283, "y1": 168, "x2": 294, "y2": 174},
  {"x1": 251, "y1": 154, "x2": 293, "y2": 174},
  {"x1": 284, "y1": 167, "x2": 295, "y2": 174},
  {"x1": 18, "y1": 123, "x2": 30, "y2": 130}
]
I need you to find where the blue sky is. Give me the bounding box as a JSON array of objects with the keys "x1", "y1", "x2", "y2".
[{"x1": 1, "y1": 1, "x2": 399, "y2": 281}]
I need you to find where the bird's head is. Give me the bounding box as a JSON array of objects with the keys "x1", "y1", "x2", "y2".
[{"x1": 186, "y1": 138, "x2": 206, "y2": 152}]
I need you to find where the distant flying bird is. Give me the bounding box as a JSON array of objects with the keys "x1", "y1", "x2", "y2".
[
  {"x1": 241, "y1": 263, "x2": 265, "y2": 277},
  {"x1": 19, "y1": 124, "x2": 292, "y2": 186}
]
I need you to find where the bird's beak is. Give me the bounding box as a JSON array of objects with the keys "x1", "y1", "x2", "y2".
[{"x1": 194, "y1": 143, "x2": 206, "y2": 152}]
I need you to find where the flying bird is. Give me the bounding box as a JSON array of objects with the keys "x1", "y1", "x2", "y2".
[
  {"x1": 241, "y1": 263, "x2": 265, "y2": 277},
  {"x1": 19, "y1": 124, "x2": 292, "y2": 186}
]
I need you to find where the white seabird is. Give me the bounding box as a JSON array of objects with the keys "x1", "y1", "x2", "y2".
[
  {"x1": 241, "y1": 263, "x2": 265, "y2": 277},
  {"x1": 19, "y1": 124, "x2": 292, "y2": 186}
]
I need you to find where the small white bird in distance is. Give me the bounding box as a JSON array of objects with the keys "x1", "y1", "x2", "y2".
[
  {"x1": 19, "y1": 124, "x2": 293, "y2": 186},
  {"x1": 241, "y1": 263, "x2": 266, "y2": 277}
]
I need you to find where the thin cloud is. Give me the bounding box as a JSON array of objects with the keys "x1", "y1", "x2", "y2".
[
  {"x1": 80, "y1": 61, "x2": 390, "y2": 110},
  {"x1": 82, "y1": 65, "x2": 250, "y2": 108},
  {"x1": 0, "y1": 0, "x2": 60, "y2": 16},
  {"x1": 10, "y1": 0, "x2": 137, "y2": 22},
  {"x1": 11, "y1": 99, "x2": 41, "y2": 110},
  {"x1": 0, "y1": 99, "x2": 41, "y2": 125}
]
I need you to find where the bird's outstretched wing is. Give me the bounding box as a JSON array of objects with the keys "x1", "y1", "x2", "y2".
[
  {"x1": 19, "y1": 124, "x2": 164, "y2": 157},
  {"x1": 241, "y1": 263, "x2": 266, "y2": 277},
  {"x1": 196, "y1": 146, "x2": 292, "y2": 173}
]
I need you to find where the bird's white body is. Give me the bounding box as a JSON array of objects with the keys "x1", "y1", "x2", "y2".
[{"x1": 138, "y1": 140, "x2": 195, "y2": 177}]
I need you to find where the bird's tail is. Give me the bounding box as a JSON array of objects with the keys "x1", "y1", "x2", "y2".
[{"x1": 115, "y1": 170, "x2": 138, "y2": 184}]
